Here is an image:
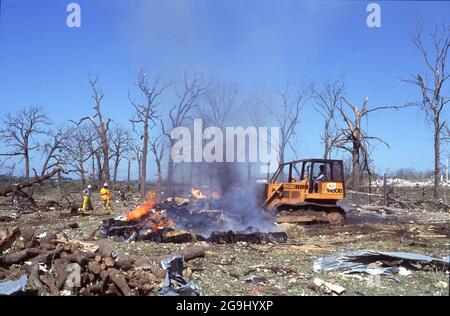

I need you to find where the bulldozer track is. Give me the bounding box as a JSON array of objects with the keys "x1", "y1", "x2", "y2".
[{"x1": 273, "y1": 201, "x2": 345, "y2": 225}]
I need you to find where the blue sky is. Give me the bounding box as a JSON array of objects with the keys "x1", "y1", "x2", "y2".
[{"x1": 0, "y1": 0, "x2": 449, "y2": 179}]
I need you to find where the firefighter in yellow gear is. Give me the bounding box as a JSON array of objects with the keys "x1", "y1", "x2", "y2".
[
  {"x1": 82, "y1": 185, "x2": 93, "y2": 211},
  {"x1": 100, "y1": 183, "x2": 112, "y2": 210}
]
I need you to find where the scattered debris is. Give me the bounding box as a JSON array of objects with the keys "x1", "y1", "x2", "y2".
[
  {"x1": 0, "y1": 215, "x2": 18, "y2": 222},
  {"x1": 159, "y1": 252, "x2": 202, "y2": 296},
  {"x1": 245, "y1": 275, "x2": 270, "y2": 285},
  {"x1": 311, "y1": 277, "x2": 346, "y2": 295},
  {"x1": 244, "y1": 264, "x2": 297, "y2": 276},
  {"x1": 68, "y1": 223, "x2": 80, "y2": 229},
  {"x1": 0, "y1": 274, "x2": 28, "y2": 296},
  {"x1": 208, "y1": 230, "x2": 287, "y2": 244},
  {"x1": 436, "y1": 280, "x2": 448, "y2": 289},
  {"x1": 398, "y1": 267, "x2": 411, "y2": 276},
  {"x1": 314, "y1": 250, "x2": 449, "y2": 275}
]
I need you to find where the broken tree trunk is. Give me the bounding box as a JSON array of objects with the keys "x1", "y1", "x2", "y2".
[
  {"x1": 155, "y1": 246, "x2": 206, "y2": 265},
  {"x1": 0, "y1": 248, "x2": 46, "y2": 267},
  {"x1": 0, "y1": 168, "x2": 62, "y2": 197},
  {"x1": 0, "y1": 226, "x2": 20, "y2": 253}
]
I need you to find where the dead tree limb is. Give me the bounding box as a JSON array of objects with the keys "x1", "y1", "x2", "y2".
[{"x1": 0, "y1": 167, "x2": 62, "y2": 197}]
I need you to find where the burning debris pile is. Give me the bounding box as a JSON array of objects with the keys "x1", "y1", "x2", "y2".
[
  {"x1": 100, "y1": 192, "x2": 179, "y2": 242},
  {"x1": 101, "y1": 189, "x2": 287, "y2": 244},
  {"x1": 0, "y1": 226, "x2": 205, "y2": 296}
]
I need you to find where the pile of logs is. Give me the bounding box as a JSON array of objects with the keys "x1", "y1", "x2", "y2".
[{"x1": 0, "y1": 227, "x2": 205, "y2": 296}]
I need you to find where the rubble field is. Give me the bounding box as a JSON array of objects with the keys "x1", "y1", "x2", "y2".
[{"x1": 0, "y1": 192, "x2": 449, "y2": 296}]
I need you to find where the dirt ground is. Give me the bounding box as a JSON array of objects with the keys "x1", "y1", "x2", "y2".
[{"x1": 1, "y1": 192, "x2": 449, "y2": 296}]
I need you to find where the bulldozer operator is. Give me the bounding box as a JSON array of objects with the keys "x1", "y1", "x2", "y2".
[
  {"x1": 315, "y1": 165, "x2": 328, "y2": 181},
  {"x1": 313, "y1": 165, "x2": 328, "y2": 192}
]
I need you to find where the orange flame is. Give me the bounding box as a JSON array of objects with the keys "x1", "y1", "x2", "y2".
[
  {"x1": 191, "y1": 188, "x2": 207, "y2": 200},
  {"x1": 150, "y1": 217, "x2": 175, "y2": 231},
  {"x1": 125, "y1": 191, "x2": 157, "y2": 221}
]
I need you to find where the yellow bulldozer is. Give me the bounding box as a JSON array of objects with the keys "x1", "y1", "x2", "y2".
[{"x1": 262, "y1": 159, "x2": 346, "y2": 224}]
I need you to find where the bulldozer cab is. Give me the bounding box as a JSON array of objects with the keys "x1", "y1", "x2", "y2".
[{"x1": 263, "y1": 159, "x2": 345, "y2": 210}]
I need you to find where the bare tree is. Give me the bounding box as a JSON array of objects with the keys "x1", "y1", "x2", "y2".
[
  {"x1": 126, "y1": 155, "x2": 135, "y2": 190},
  {"x1": 88, "y1": 134, "x2": 103, "y2": 188},
  {"x1": 64, "y1": 124, "x2": 97, "y2": 189},
  {"x1": 109, "y1": 125, "x2": 131, "y2": 189},
  {"x1": 149, "y1": 134, "x2": 168, "y2": 194},
  {"x1": 40, "y1": 127, "x2": 70, "y2": 177},
  {"x1": 334, "y1": 97, "x2": 409, "y2": 192},
  {"x1": 203, "y1": 82, "x2": 240, "y2": 129},
  {"x1": 162, "y1": 69, "x2": 210, "y2": 195},
  {"x1": 75, "y1": 77, "x2": 112, "y2": 184},
  {"x1": 0, "y1": 106, "x2": 50, "y2": 179},
  {"x1": 129, "y1": 69, "x2": 171, "y2": 197},
  {"x1": 313, "y1": 80, "x2": 345, "y2": 159},
  {"x1": 404, "y1": 25, "x2": 449, "y2": 198},
  {"x1": 131, "y1": 144, "x2": 143, "y2": 192},
  {"x1": 4, "y1": 164, "x2": 16, "y2": 185},
  {"x1": 257, "y1": 84, "x2": 309, "y2": 164},
  {"x1": 201, "y1": 82, "x2": 240, "y2": 189}
]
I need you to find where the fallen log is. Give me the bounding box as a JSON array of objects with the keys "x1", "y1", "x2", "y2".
[
  {"x1": 0, "y1": 248, "x2": 46, "y2": 267},
  {"x1": 31, "y1": 246, "x2": 64, "y2": 265},
  {"x1": 99, "y1": 270, "x2": 109, "y2": 281},
  {"x1": 60, "y1": 251, "x2": 93, "y2": 266},
  {"x1": 179, "y1": 246, "x2": 206, "y2": 262},
  {"x1": 95, "y1": 243, "x2": 117, "y2": 258},
  {"x1": 104, "y1": 257, "x2": 114, "y2": 268},
  {"x1": 0, "y1": 226, "x2": 20, "y2": 253},
  {"x1": 109, "y1": 270, "x2": 133, "y2": 296},
  {"x1": 105, "y1": 282, "x2": 121, "y2": 296},
  {"x1": 25, "y1": 263, "x2": 44, "y2": 291},
  {"x1": 39, "y1": 275, "x2": 60, "y2": 295},
  {"x1": 209, "y1": 231, "x2": 288, "y2": 244},
  {"x1": 80, "y1": 283, "x2": 103, "y2": 296},
  {"x1": 0, "y1": 168, "x2": 62, "y2": 197},
  {"x1": 114, "y1": 258, "x2": 135, "y2": 271},
  {"x1": 0, "y1": 215, "x2": 18, "y2": 222},
  {"x1": 88, "y1": 261, "x2": 102, "y2": 274},
  {"x1": 53, "y1": 259, "x2": 68, "y2": 290}
]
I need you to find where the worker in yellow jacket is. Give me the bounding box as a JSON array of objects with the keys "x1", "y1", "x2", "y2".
[
  {"x1": 82, "y1": 185, "x2": 93, "y2": 211},
  {"x1": 100, "y1": 183, "x2": 112, "y2": 210}
]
